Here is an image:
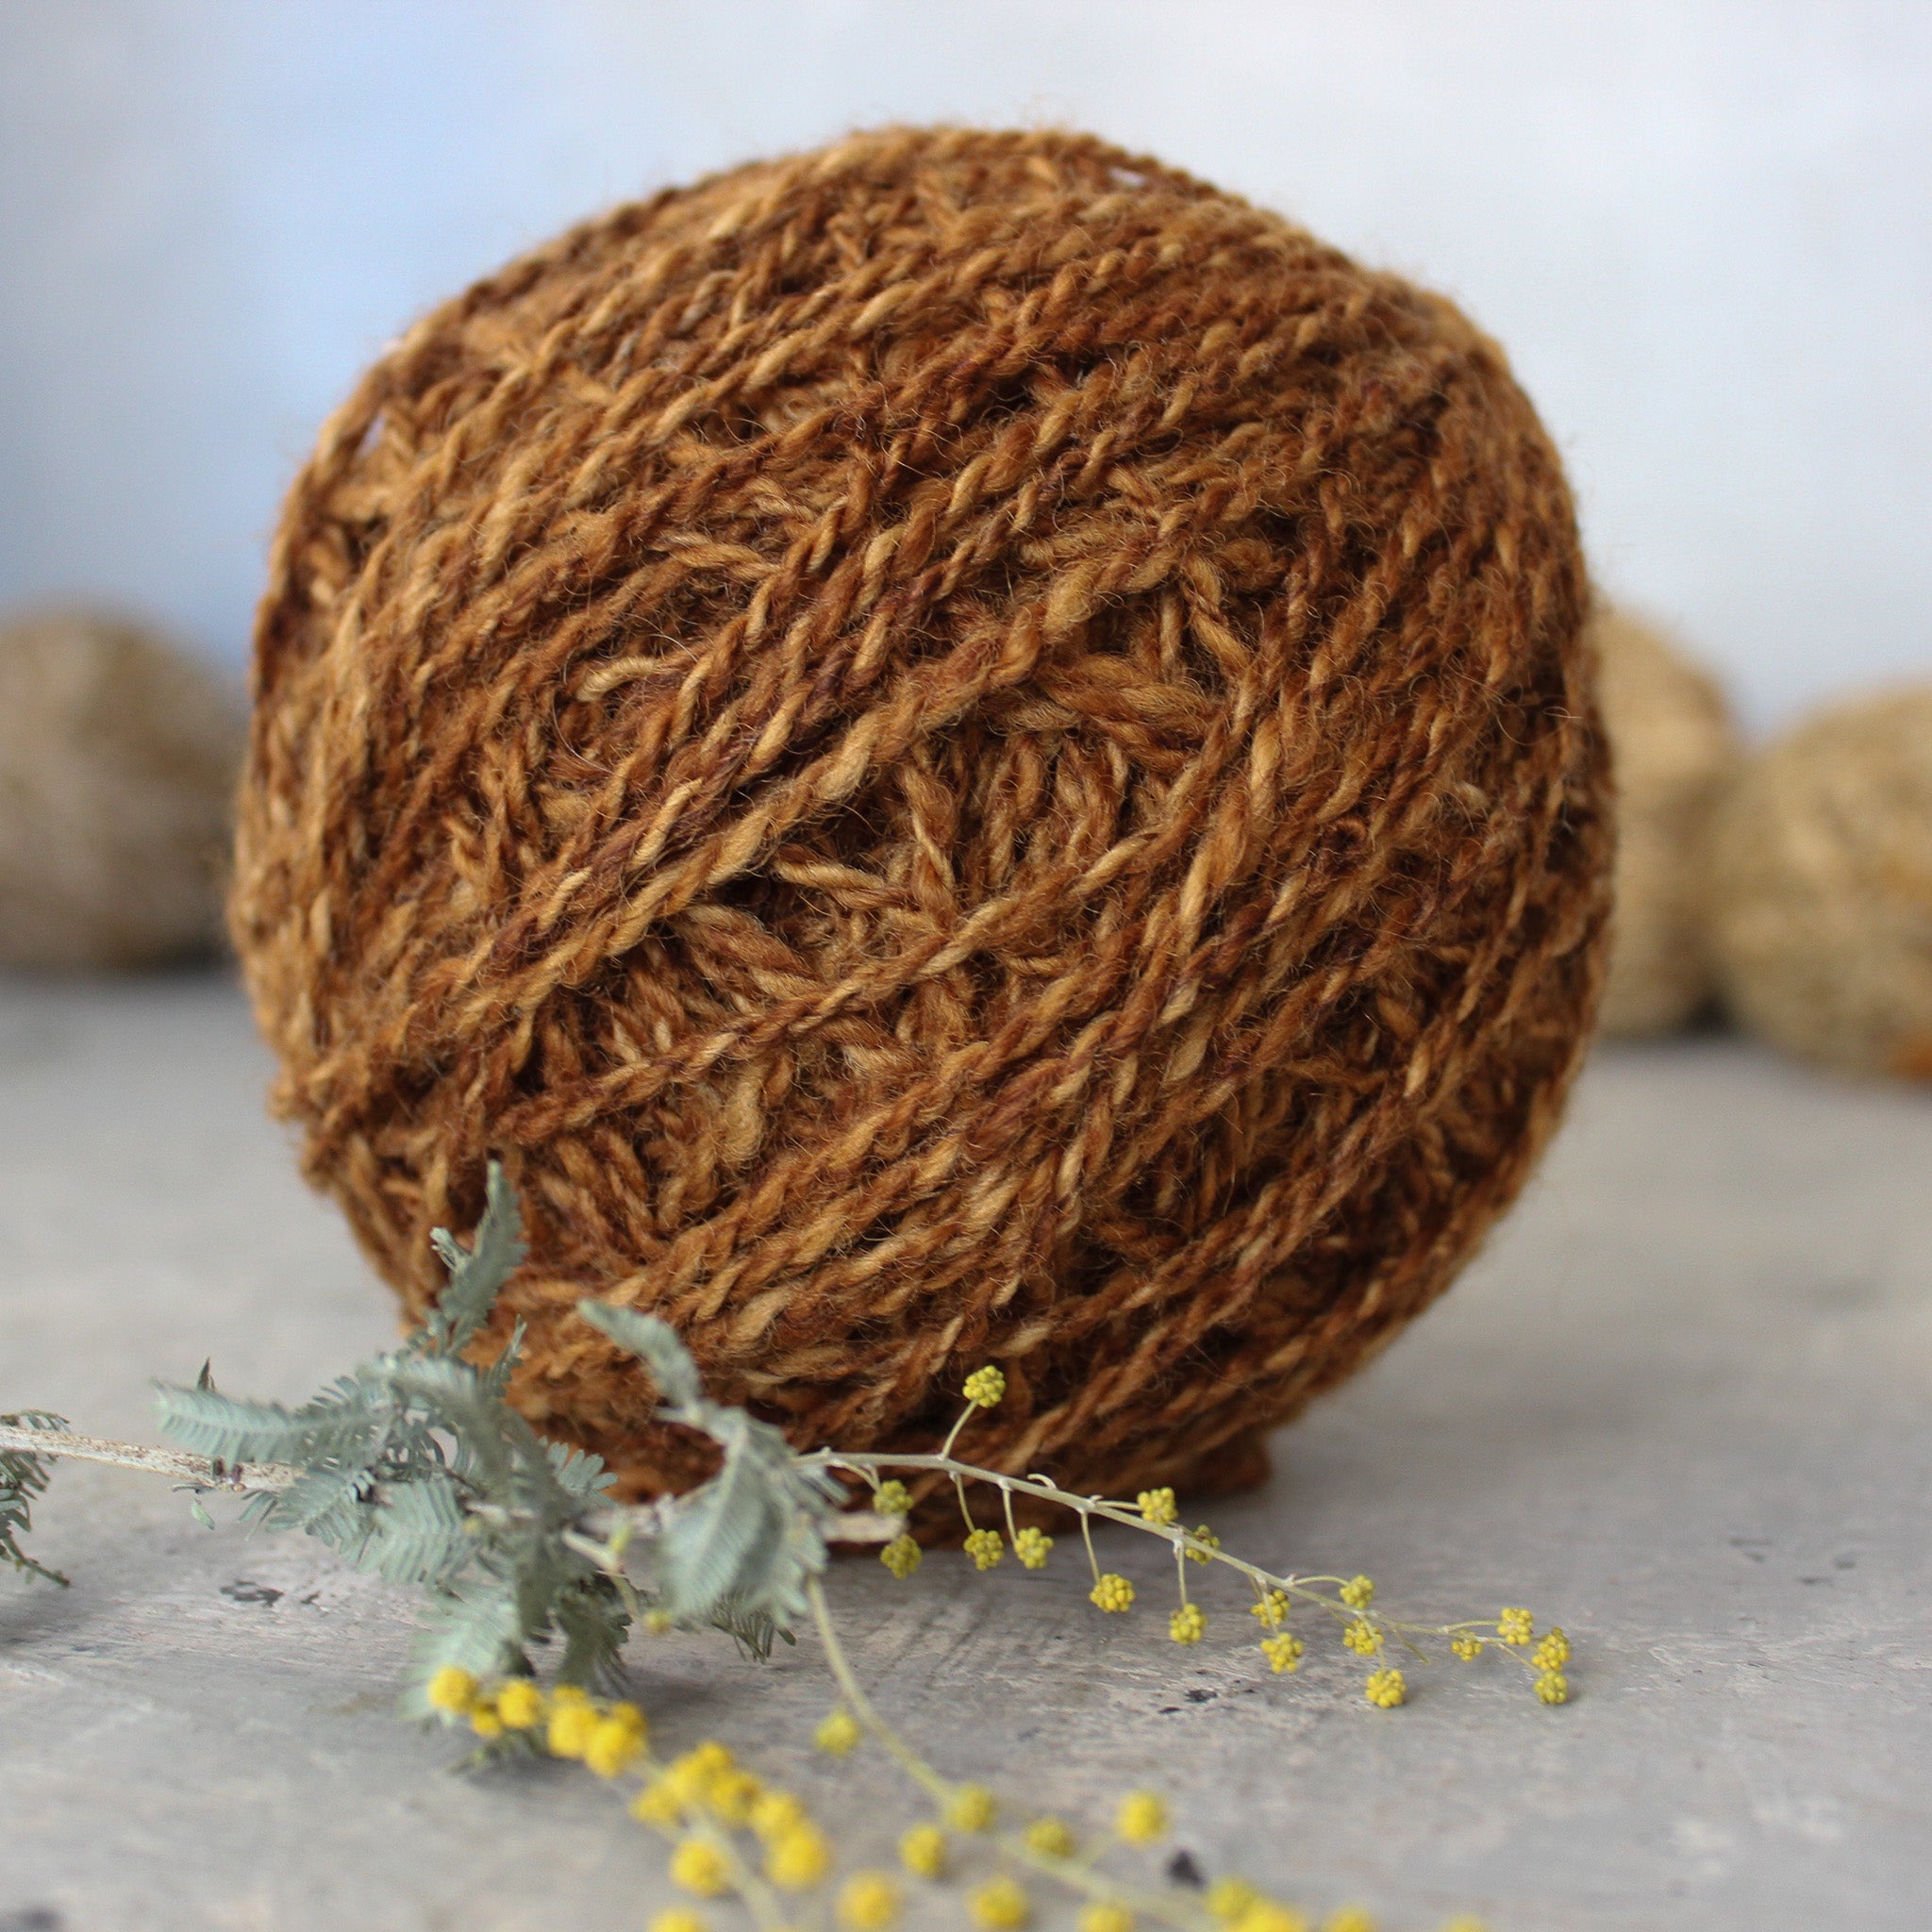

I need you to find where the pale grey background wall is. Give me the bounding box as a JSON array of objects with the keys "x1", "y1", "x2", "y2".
[{"x1": 1, "y1": 0, "x2": 1926, "y2": 730}]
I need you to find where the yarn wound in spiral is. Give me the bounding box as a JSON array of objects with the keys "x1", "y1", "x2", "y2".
[
  {"x1": 1710, "y1": 683, "x2": 1932, "y2": 1081},
  {"x1": 231, "y1": 127, "x2": 1612, "y2": 1520},
  {"x1": 1, "y1": 608, "x2": 242, "y2": 972},
  {"x1": 1592, "y1": 608, "x2": 1739, "y2": 1037}
]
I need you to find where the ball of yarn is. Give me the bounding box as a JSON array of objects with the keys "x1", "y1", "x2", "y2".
[
  {"x1": 1591, "y1": 608, "x2": 1739, "y2": 1036},
  {"x1": 0, "y1": 609, "x2": 242, "y2": 972},
  {"x1": 232, "y1": 127, "x2": 1612, "y2": 1512},
  {"x1": 1710, "y1": 683, "x2": 1932, "y2": 1081}
]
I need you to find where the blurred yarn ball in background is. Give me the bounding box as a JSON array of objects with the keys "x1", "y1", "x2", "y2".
[
  {"x1": 0, "y1": 609, "x2": 242, "y2": 972},
  {"x1": 1591, "y1": 608, "x2": 1740, "y2": 1038},
  {"x1": 1710, "y1": 683, "x2": 1932, "y2": 1082}
]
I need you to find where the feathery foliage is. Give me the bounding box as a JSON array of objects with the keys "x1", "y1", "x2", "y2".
[
  {"x1": 152, "y1": 1162, "x2": 628, "y2": 1710},
  {"x1": 1, "y1": 1408, "x2": 69, "y2": 1585}
]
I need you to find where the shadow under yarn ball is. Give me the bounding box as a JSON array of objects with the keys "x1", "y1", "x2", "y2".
[
  {"x1": 1711, "y1": 684, "x2": 1932, "y2": 1082},
  {"x1": 1592, "y1": 608, "x2": 1739, "y2": 1038},
  {"x1": 231, "y1": 127, "x2": 1612, "y2": 1520},
  {"x1": 0, "y1": 609, "x2": 242, "y2": 972}
]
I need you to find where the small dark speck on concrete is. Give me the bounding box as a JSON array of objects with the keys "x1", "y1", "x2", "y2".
[
  {"x1": 221, "y1": 1580, "x2": 283, "y2": 1607},
  {"x1": 1158, "y1": 1706, "x2": 1180, "y2": 1715},
  {"x1": 1166, "y1": 1851, "x2": 1206, "y2": 1889},
  {"x1": 1799, "y1": 1576, "x2": 1829, "y2": 1586},
  {"x1": 1183, "y1": 1688, "x2": 1216, "y2": 1704},
  {"x1": 1834, "y1": 1556, "x2": 1857, "y2": 1570},
  {"x1": 0, "y1": 1908, "x2": 65, "y2": 1932}
]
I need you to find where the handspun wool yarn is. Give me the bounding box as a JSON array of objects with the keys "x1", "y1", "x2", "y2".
[
  {"x1": 1709, "y1": 684, "x2": 1932, "y2": 1082},
  {"x1": 232, "y1": 127, "x2": 1613, "y2": 1518},
  {"x1": 1591, "y1": 608, "x2": 1739, "y2": 1037},
  {"x1": 0, "y1": 608, "x2": 242, "y2": 972}
]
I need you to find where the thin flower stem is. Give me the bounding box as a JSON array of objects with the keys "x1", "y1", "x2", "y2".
[
  {"x1": 632, "y1": 1749, "x2": 791, "y2": 1932},
  {"x1": 807, "y1": 1578, "x2": 1212, "y2": 1932},
  {"x1": 806, "y1": 1576, "x2": 953, "y2": 1808},
  {"x1": 815, "y1": 1451, "x2": 1466, "y2": 1643},
  {"x1": 0, "y1": 1421, "x2": 300, "y2": 1493}
]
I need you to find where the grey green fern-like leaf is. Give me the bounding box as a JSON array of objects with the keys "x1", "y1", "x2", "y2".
[{"x1": 1, "y1": 1409, "x2": 70, "y2": 1586}]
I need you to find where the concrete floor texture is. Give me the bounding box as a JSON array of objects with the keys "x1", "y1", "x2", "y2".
[{"x1": 1, "y1": 974, "x2": 1926, "y2": 1932}]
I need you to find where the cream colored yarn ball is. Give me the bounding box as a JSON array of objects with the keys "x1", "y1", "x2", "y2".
[
  {"x1": 1593, "y1": 608, "x2": 1739, "y2": 1036},
  {"x1": 1710, "y1": 683, "x2": 1932, "y2": 1081},
  {"x1": 0, "y1": 609, "x2": 244, "y2": 970}
]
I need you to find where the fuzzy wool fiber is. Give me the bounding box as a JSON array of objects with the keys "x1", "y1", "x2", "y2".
[
  {"x1": 0, "y1": 609, "x2": 242, "y2": 972},
  {"x1": 1710, "y1": 684, "x2": 1932, "y2": 1082},
  {"x1": 1593, "y1": 609, "x2": 1739, "y2": 1037},
  {"x1": 231, "y1": 128, "x2": 1613, "y2": 1515}
]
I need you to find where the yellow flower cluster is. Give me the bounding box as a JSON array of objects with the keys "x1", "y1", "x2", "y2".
[
  {"x1": 1249, "y1": 1590, "x2": 1291, "y2": 1630},
  {"x1": 815, "y1": 1707, "x2": 863, "y2": 1757},
  {"x1": 1535, "y1": 1672, "x2": 1570, "y2": 1706},
  {"x1": 1022, "y1": 1814, "x2": 1076, "y2": 1858},
  {"x1": 948, "y1": 1785, "x2": 998, "y2": 1832},
  {"x1": 1079, "y1": 1903, "x2": 1134, "y2": 1932},
  {"x1": 1207, "y1": 1877, "x2": 1258, "y2": 1921},
  {"x1": 1169, "y1": 1604, "x2": 1207, "y2": 1646},
  {"x1": 1184, "y1": 1524, "x2": 1221, "y2": 1565},
  {"x1": 1136, "y1": 1487, "x2": 1178, "y2": 1527},
  {"x1": 1115, "y1": 1790, "x2": 1167, "y2": 1844},
  {"x1": 1089, "y1": 1572, "x2": 1135, "y2": 1613},
  {"x1": 964, "y1": 1528, "x2": 1005, "y2": 1571},
  {"x1": 1202, "y1": 1875, "x2": 1318, "y2": 1932},
  {"x1": 1449, "y1": 1635, "x2": 1485, "y2": 1661},
  {"x1": 1338, "y1": 1574, "x2": 1375, "y2": 1609},
  {"x1": 1496, "y1": 1606, "x2": 1535, "y2": 1645},
  {"x1": 1363, "y1": 1668, "x2": 1407, "y2": 1709},
  {"x1": 1260, "y1": 1632, "x2": 1304, "y2": 1674},
  {"x1": 872, "y1": 1479, "x2": 913, "y2": 1516},
  {"x1": 962, "y1": 1366, "x2": 1007, "y2": 1408},
  {"x1": 1531, "y1": 1628, "x2": 1570, "y2": 1671},
  {"x1": 1341, "y1": 1619, "x2": 1383, "y2": 1657},
  {"x1": 1013, "y1": 1526, "x2": 1053, "y2": 1570},
  {"x1": 631, "y1": 1740, "x2": 832, "y2": 1898},
  {"x1": 838, "y1": 1871, "x2": 903, "y2": 1930},
  {"x1": 899, "y1": 1822, "x2": 947, "y2": 1878},
  {"x1": 1325, "y1": 1909, "x2": 1376, "y2": 1932},
  {"x1": 880, "y1": 1533, "x2": 923, "y2": 1578},
  {"x1": 648, "y1": 1911, "x2": 708, "y2": 1932},
  {"x1": 425, "y1": 1669, "x2": 649, "y2": 1776},
  {"x1": 970, "y1": 1875, "x2": 1029, "y2": 1929}
]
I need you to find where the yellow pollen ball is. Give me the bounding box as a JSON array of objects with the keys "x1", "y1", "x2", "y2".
[
  {"x1": 669, "y1": 1838, "x2": 731, "y2": 1898},
  {"x1": 1235, "y1": 1905, "x2": 1310, "y2": 1932},
  {"x1": 425, "y1": 1665, "x2": 476, "y2": 1714},
  {"x1": 948, "y1": 1785, "x2": 998, "y2": 1832},
  {"x1": 767, "y1": 1825, "x2": 832, "y2": 1890},
  {"x1": 586, "y1": 1716, "x2": 646, "y2": 1778},
  {"x1": 494, "y1": 1679, "x2": 544, "y2": 1729},
  {"x1": 838, "y1": 1872, "x2": 903, "y2": 1931},
  {"x1": 548, "y1": 1701, "x2": 598, "y2": 1759},
  {"x1": 815, "y1": 1708, "x2": 862, "y2": 1757},
  {"x1": 1023, "y1": 1816, "x2": 1076, "y2": 1858},
  {"x1": 752, "y1": 1791, "x2": 809, "y2": 1840},
  {"x1": 899, "y1": 1823, "x2": 947, "y2": 1879},
  {"x1": 1206, "y1": 1877, "x2": 1259, "y2": 1922},
  {"x1": 970, "y1": 1876, "x2": 1031, "y2": 1931}
]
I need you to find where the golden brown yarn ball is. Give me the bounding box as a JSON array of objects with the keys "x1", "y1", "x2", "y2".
[
  {"x1": 231, "y1": 127, "x2": 1612, "y2": 1518},
  {"x1": 0, "y1": 608, "x2": 242, "y2": 972},
  {"x1": 1710, "y1": 683, "x2": 1932, "y2": 1082},
  {"x1": 1591, "y1": 608, "x2": 1740, "y2": 1037}
]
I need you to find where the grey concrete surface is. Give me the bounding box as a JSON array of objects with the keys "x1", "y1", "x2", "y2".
[{"x1": 1, "y1": 974, "x2": 1927, "y2": 1932}]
